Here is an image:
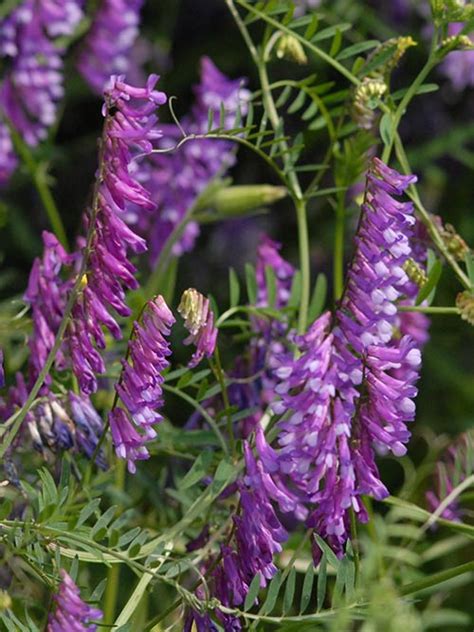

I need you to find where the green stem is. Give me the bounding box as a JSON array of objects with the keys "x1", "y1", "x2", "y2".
[
  {"x1": 295, "y1": 197, "x2": 311, "y2": 332},
  {"x1": 398, "y1": 306, "x2": 460, "y2": 315},
  {"x1": 6, "y1": 119, "x2": 69, "y2": 249},
  {"x1": 400, "y1": 561, "x2": 474, "y2": 597},
  {"x1": 162, "y1": 384, "x2": 229, "y2": 456},
  {"x1": 210, "y1": 347, "x2": 236, "y2": 457},
  {"x1": 333, "y1": 194, "x2": 345, "y2": 302},
  {"x1": 349, "y1": 508, "x2": 360, "y2": 585},
  {"x1": 102, "y1": 460, "x2": 126, "y2": 630}
]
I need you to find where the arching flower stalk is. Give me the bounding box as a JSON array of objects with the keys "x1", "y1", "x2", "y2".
[{"x1": 109, "y1": 295, "x2": 175, "y2": 473}]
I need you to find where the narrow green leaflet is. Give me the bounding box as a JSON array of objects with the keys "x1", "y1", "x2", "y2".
[
  {"x1": 229, "y1": 267, "x2": 241, "y2": 307},
  {"x1": 283, "y1": 565, "x2": 297, "y2": 614},
  {"x1": 300, "y1": 563, "x2": 315, "y2": 614},
  {"x1": 244, "y1": 573, "x2": 262, "y2": 611},
  {"x1": 308, "y1": 273, "x2": 328, "y2": 322}
]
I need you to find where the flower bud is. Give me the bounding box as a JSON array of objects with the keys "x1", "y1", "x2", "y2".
[
  {"x1": 440, "y1": 223, "x2": 470, "y2": 261},
  {"x1": 195, "y1": 185, "x2": 287, "y2": 222},
  {"x1": 403, "y1": 259, "x2": 428, "y2": 287},
  {"x1": 456, "y1": 291, "x2": 474, "y2": 326},
  {"x1": 276, "y1": 34, "x2": 308, "y2": 65}
]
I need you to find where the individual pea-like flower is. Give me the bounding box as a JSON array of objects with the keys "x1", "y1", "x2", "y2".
[
  {"x1": 77, "y1": 0, "x2": 144, "y2": 94},
  {"x1": 426, "y1": 430, "x2": 474, "y2": 522},
  {"x1": 0, "y1": 0, "x2": 84, "y2": 184},
  {"x1": 48, "y1": 569, "x2": 103, "y2": 632},
  {"x1": 178, "y1": 289, "x2": 218, "y2": 368},
  {"x1": 67, "y1": 75, "x2": 166, "y2": 395},
  {"x1": 135, "y1": 57, "x2": 250, "y2": 263},
  {"x1": 110, "y1": 295, "x2": 174, "y2": 473}
]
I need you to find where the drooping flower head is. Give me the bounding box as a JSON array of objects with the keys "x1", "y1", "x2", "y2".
[
  {"x1": 77, "y1": 0, "x2": 144, "y2": 94},
  {"x1": 178, "y1": 288, "x2": 218, "y2": 368},
  {"x1": 110, "y1": 295, "x2": 174, "y2": 473},
  {"x1": 48, "y1": 569, "x2": 103, "y2": 631},
  {"x1": 0, "y1": 0, "x2": 84, "y2": 183}
]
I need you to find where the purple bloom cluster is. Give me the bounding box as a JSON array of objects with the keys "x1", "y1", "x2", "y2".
[
  {"x1": 48, "y1": 569, "x2": 103, "y2": 632},
  {"x1": 178, "y1": 288, "x2": 218, "y2": 367},
  {"x1": 77, "y1": 0, "x2": 144, "y2": 94},
  {"x1": 251, "y1": 158, "x2": 426, "y2": 558},
  {"x1": 136, "y1": 57, "x2": 250, "y2": 264},
  {"x1": 0, "y1": 0, "x2": 84, "y2": 183},
  {"x1": 426, "y1": 430, "x2": 474, "y2": 522},
  {"x1": 110, "y1": 295, "x2": 174, "y2": 473},
  {"x1": 24, "y1": 231, "x2": 77, "y2": 387},
  {"x1": 67, "y1": 75, "x2": 166, "y2": 395},
  {"x1": 441, "y1": 23, "x2": 474, "y2": 90}
]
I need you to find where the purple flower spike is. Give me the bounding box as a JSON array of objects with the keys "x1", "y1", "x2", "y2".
[
  {"x1": 178, "y1": 288, "x2": 218, "y2": 367},
  {"x1": 110, "y1": 295, "x2": 174, "y2": 473},
  {"x1": 135, "y1": 57, "x2": 250, "y2": 262},
  {"x1": 48, "y1": 569, "x2": 103, "y2": 632},
  {"x1": 265, "y1": 158, "x2": 426, "y2": 558},
  {"x1": 67, "y1": 75, "x2": 166, "y2": 395},
  {"x1": 0, "y1": 0, "x2": 84, "y2": 184},
  {"x1": 77, "y1": 0, "x2": 144, "y2": 94}
]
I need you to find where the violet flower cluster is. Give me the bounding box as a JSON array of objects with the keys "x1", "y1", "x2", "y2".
[
  {"x1": 0, "y1": 0, "x2": 84, "y2": 183},
  {"x1": 110, "y1": 295, "x2": 174, "y2": 473},
  {"x1": 67, "y1": 75, "x2": 166, "y2": 395},
  {"x1": 77, "y1": 0, "x2": 144, "y2": 94},
  {"x1": 48, "y1": 569, "x2": 103, "y2": 632},
  {"x1": 136, "y1": 57, "x2": 250, "y2": 264},
  {"x1": 426, "y1": 430, "x2": 474, "y2": 522},
  {"x1": 251, "y1": 158, "x2": 427, "y2": 559}
]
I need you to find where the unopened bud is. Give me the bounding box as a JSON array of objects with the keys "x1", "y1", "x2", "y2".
[
  {"x1": 441, "y1": 223, "x2": 470, "y2": 261},
  {"x1": 0, "y1": 590, "x2": 12, "y2": 611},
  {"x1": 351, "y1": 77, "x2": 387, "y2": 130},
  {"x1": 403, "y1": 259, "x2": 428, "y2": 287},
  {"x1": 195, "y1": 185, "x2": 287, "y2": 222},
  {"x1": 276, "y1": 34, "x2": 308, "y2": 65},
  {"x1": 178, "y1": 289, "x2": 218, "y2": 367},
  {"x1": 456, "y1": 291, "x2": 474, "y2": 326}
]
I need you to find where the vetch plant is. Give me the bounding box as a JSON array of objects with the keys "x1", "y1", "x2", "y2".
[{"x1": 0, "y1": 1, "x2": 473, "y2": 630}]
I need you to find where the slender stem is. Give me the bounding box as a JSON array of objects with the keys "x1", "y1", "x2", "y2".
[
  {"x1": 162, "y1": 384, "x2": 229, "y2": 456},
  {"x1": 102, "y1": 460, "x2": 126, "y2": 630},
  {"x1": 295, "y1": 197, "x2": 311, "y2": 332},
  {"x1": 398, "y1": 306, "x2": 460, "y2": 315},
  {"x1": 6, "y1": 118, "x2": 69, "y2": 249},
  {"x1": 333, "y1": 194, "x2": 345, "y2": 302},
  {"x1": 210, "y1": 347, "x2": 236, "y2": 457},
  {"x1": 349, "y1": 508, "x2": 360, "y2": 585},
  {"x1": 399, "y1": 561, "x2": 474, "y2": 597}
]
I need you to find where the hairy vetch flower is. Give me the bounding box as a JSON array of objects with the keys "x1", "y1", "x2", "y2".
[
  {"x1": 0, "y1": 0, "x2": 84, "y2": 183},
  {"x1": 77, "y1": 0, "x2": 144, "y2": 93},
  {"x1": 67, "y1": 75, "x2": 166, "y2": 394},
  {"x1": 48, "y1": 569, "x2": 103, "y2": 631},
  {"x1": 110, "y1": 295, "x2": 174, "y2": 473},
  {"x1": 178, "y1": 288, "x2": 217, "y2": 367},
  {"x1": 426, "y1": 430, "x2": 474, "y2": 522},
  {"x1": 262, "y1": 158, "x2": 425, "y2": 558},
  {"x1": 136, "y1": 57, "x2": 250, "y2": 263}
]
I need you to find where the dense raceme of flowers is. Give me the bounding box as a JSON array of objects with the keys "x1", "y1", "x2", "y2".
[
  {"x1": 178, "y1": 288, "x2": 218, "y2": 368},
  {"x1": 110, "y1": 295, "x2": 174, "y2": 473},
  {"x1": 136, "y1": 57, "x2": 250, "y2": 263},
  {"x1": 426, "y1": 430, "x2": 474, "y2": 521},
  {"x1": 0, "y1": 0, "x2": 84, "y2": 184},
  {"x1": 252, "y1": 158, "x2": 426, "y2": 558},
  {"x1": 47, "y1": 569, "x2": 103, "y2": 631},
  {"x1": 67, "y1": 75, "x2": 166, "y2": 395},
  {"x1": 77, "y1": 0, "x2": 144, "y2": 94}
]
